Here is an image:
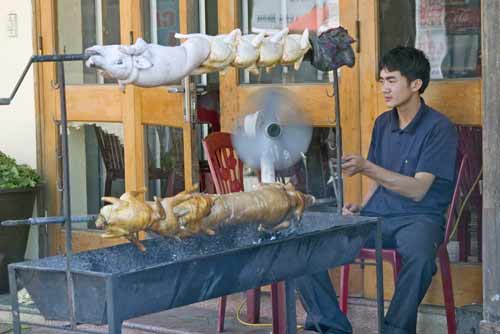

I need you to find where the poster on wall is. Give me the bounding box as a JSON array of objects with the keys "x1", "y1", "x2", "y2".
[
  {"x1": 250, "y1": 0, "x2": 339, "y2": 34},
  {"x1": 156, "y1": 0, "x2": 179, "y2": 46},
  {"x1": 443, "y1": 0, "x2": 481, "y2": 77},
  {"x1": 415, "y1": 0, "x2": 447, "y2": 79}
]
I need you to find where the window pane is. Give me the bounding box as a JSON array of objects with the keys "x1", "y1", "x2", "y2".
[
  {"x1": 65, "y1": 122, "x2": 124, "y2": 230},
  {"x1": 57, "y1": 0, "x2": 121, "y2": 84},
  {"x1": 102, "y1": 0, "x2": 121, "y2": 45},
  {"x1": 144, "y1": 126, "x2": 185, "y2": 201},
  {"x1": 239, "y1": 0, "x2": 340, "y2": 84},
  {"x1": 142, "y1": 0, "x2": 181, "y2": 46},
  {"x1": 379, "y1": 0, "x2": 481, "y2": 79}
]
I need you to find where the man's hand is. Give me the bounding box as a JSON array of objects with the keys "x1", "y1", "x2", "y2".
[
  {"x1": 343, "y1": 203, "x2": 361, "y2": 215},
  {"x1": 342, "y1": 154, "x2": 368, "y2": 176}
]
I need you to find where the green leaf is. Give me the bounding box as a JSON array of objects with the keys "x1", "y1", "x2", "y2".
[{"x1": 0, "y1": 151, "x2": 41, "y2": 189}]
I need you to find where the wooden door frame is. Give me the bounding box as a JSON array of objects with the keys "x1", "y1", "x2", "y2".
[{"x1": 36, "y1": 0, "x2": 198, "y2": 254}]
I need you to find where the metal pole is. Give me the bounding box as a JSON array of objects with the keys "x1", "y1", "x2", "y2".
[
  {"x1": 1, "y1": 214, "x2": 98, "y2": 226},
  {"x1": 333, "y1": 69, "x2": 344, "y2": 214},
  {"x1": 8, "y1": 267, "x2": 21, "y2": 334},
  {"x1": 59, "y1": 61, "x2": 77, "y2": 329},
  {"x1": 285, "y1": 279, "x2": 297, "y2": 334},
  {"x1": 106, "y1": 277, "x2": 122, "y2": 334},
  {"x1": 375, "y1": 219, "x2": 385, "y2": 333}
]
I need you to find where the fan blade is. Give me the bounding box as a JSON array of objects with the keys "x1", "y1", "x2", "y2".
[{"x1": 231, "y1": 87, "x2": 312, "y2": 171}]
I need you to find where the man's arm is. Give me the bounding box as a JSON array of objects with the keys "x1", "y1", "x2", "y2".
[
  {"x1": 342, "y1": 179, "x2": 379, "y2": 215},
  {"x1": 342, "y1": 155, "x2": 435, "y2": 202},
  {"x1": 362, "y1": 179, "x2": 379, "y2": 207}
]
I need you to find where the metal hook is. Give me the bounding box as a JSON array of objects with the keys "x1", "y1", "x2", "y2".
[
  {"x1": 50, "y1": 79, "x2": 60, "y2": 90},
  {"x1": 326, "y1": 87, "x2": 335, "y2": 97}
]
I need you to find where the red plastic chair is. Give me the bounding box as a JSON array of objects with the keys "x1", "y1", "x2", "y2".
[
  {"x1": 202, "y1": 132, "x2": 286, "y2": 333},
  {"x1": 197, "y1": 106, "x2": 221, "y2": 132},
  {"x1": 339, "y1": 154, "x2": 475, "y2": 334},
  {"x1": 455, "y1": 125, "x2": 482, "y2": 262}
]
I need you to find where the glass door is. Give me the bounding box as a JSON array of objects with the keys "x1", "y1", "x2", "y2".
[
  {"x1": 218, "y1": 0, "x2": 362, "y2": 205},
  {"x1": 40, "y1": 0, "x2": 201, "y2": 253}
]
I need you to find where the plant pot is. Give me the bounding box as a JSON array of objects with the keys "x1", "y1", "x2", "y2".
[{"x1": 0, "y1": 187, "x2": 37, "y2": 294}]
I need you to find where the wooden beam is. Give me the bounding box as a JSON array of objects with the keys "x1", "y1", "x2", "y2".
[
  {"x1": 36, "y1": 0, "x2": 61, "y2": 255},
  {"x1": 32, "y1": 0, "x2": 48, "y2": 258},
  {"x1": 56, "y1": 230, "x2": 126, "y2": 253},
  {"x1": 139, "y1": 87, "x2": 184, "y2": 126},
  {"x1": 481, "y1": 0, "x2": 500, "y2": 329},
  {"x1": 358, "y1": 0, "x2": 380, "y2": 200},
  {"x1": 56, "y1": 86, "x2": 123, "y2": 122},
  {"x1": 339, "y1": 0, "x2": 362, "y2": 205},
  {"x1": 218, "y1": 0, "x2": 239, "y2": 122},
  {"x1": 119, "y1": 0, "x2": 146, "y2": 194},
  {"x1": 178, "y1": 0, "x2": 199, "y2": 189},
  {"x1": 122, "y1": 85, "x2": 145, "y2": 192}
]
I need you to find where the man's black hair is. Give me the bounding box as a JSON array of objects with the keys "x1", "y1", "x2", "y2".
[{"x1": 379, "y1": 46, "x2": 431, "y2": 94}]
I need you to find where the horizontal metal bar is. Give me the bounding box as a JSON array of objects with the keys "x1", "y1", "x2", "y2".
[
  {"x1": 32, "y1": 54, "x2": 89, "y2": 63},
  {"x1": 15, "y1": 320, "x2": 107, "y2": 334},
  {"x1": 0, "y1": 54, "x2": 89, "y2": 106},
  {"x1": 1, "y1": 214, "x2": 98, "y2": 226}
]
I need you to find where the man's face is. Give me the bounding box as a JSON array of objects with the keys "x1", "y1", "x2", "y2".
[{"x1": 379, "y1": 68, "x2": 420, "y2": 109}]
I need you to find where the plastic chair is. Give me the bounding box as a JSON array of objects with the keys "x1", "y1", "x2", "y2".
[
  {"x1": 202, "y1": 132, "x2": 286, "y2": 333},
  {"x1": 339, "y1": 154, "x2": 475, "y2": 334},
  {"x1": 197, "y1": 106, "x2": 221, "y2": 132},
  {"x1": 455, "y1": 125, "x2": 482, "y2": 262}
]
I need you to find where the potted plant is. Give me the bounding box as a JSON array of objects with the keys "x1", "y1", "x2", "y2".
[{"x1": 0, "y1": 151, "x2": 41, "y2": 294}]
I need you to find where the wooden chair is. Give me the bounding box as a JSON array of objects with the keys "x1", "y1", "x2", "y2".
[
  {"x1": 202, "y1": 132, "x2": 286, "y2": 334},
  {"x1": 339, "y1": 154, "x2": 475, "y2": 334},
  {"x1": 93, "y1": 125, "x2": 174, "y2": 196}
]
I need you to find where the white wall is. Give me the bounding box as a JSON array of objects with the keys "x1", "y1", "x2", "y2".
[
  {"x1": 0, "y1": 1, "x2": 37, "y2": 167},
  {"x1": 0, "y1": 2, "x2": 38, "y2": 260}
]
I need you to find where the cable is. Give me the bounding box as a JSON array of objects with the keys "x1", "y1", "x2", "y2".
[
  {"x1": 235, "y1": 298, "x2": 304, "y2": 331},
  {"x1": 448, "y1": 168, "x2": 483, "y2": 241}
]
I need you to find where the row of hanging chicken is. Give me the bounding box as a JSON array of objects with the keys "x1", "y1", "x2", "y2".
[{"x1": 85, "y1": 28, "x2": 310, "y2": 90}]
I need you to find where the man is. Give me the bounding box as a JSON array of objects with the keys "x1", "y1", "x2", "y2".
[{"x1": 296, "y1": 46, "x2": 458, "y2": 334}]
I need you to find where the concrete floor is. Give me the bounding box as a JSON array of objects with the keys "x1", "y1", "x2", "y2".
[
  {"x1": 0, "y1": 292, "x2": 314, "y2": 334},
  {"x1": 0, "y1": 290, "x2": 450, "y2": 334}
]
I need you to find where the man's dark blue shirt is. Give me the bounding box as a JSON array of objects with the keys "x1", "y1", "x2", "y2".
[{"x1": 360, "y1": 99, "x2": 458, "y2": 220}]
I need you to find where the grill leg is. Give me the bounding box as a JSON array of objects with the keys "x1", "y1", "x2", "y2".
[
  {"x1": 9, "y1": 268, "x2": 21, "y2": 334},
  {"x1": 285, "y1": 279, "x2": 297, "y2": 334},
  {"x1": 106, "y1": 278, "x2": 122, "y2": 334},
  {"x1": 271, "y1": 282, "x2": 287, "y2": 334},
  {"x1": 8, "y1": 267, "x2": 21, "y2": 334},
  {"x1": 375, "y1": 220, "x2": 385, "y2": 334}
]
